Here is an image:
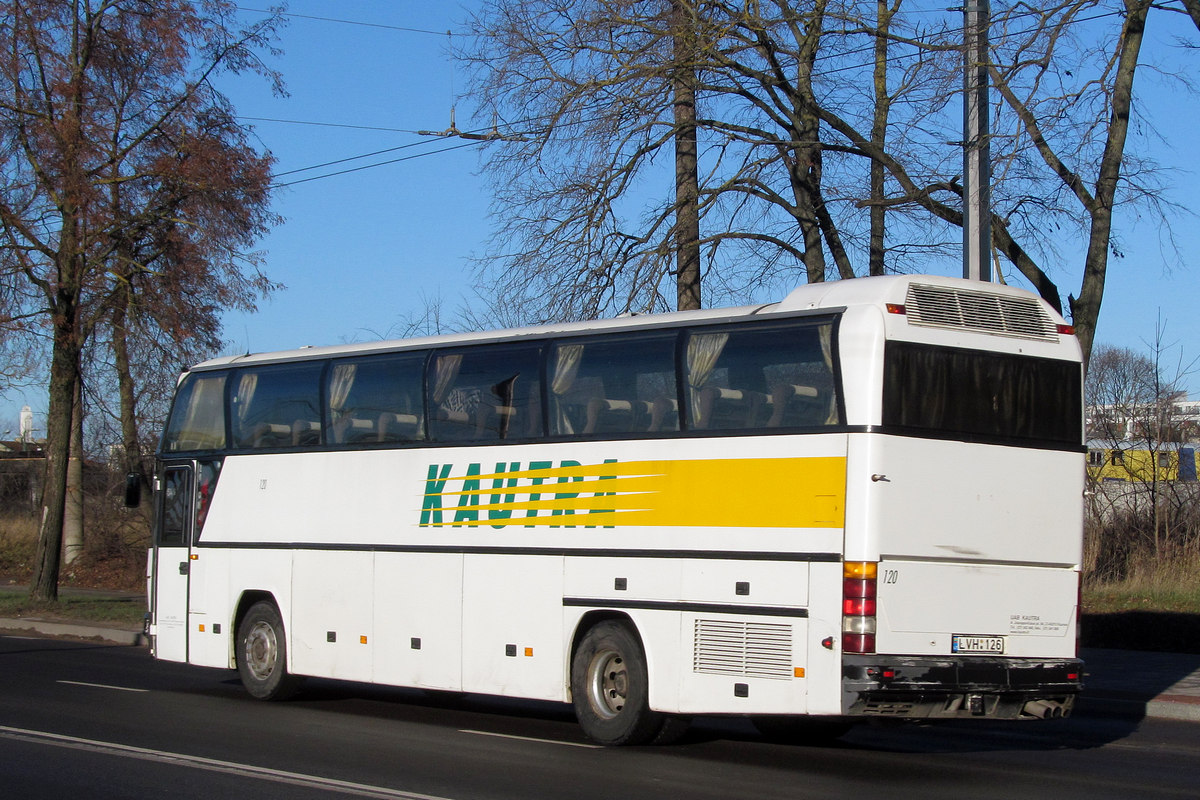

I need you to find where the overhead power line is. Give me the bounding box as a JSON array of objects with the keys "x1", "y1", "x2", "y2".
[
  {"x1": 235, "y1": 7, "x2": 456, "y2": 37},
  {"x1": 272, "y1": 140, "x2": 481, "y2": 187}
]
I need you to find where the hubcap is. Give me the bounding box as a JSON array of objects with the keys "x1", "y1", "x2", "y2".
[
  {"x1": 245, "y1": 621, "x2": 278, "y2": 681},
  {"x1": 587, "y1": 647, "x2": 628, "y2": 719}
]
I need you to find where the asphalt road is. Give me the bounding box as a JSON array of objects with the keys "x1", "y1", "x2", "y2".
[{"x1": 2, "y1": 634, "x2": 1198, "y2": 800}]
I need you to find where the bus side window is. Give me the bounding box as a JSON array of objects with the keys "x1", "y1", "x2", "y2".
[
  {"x1": 327, "y1": 354, "x2": 426, "y2": 445},
  {"x1": 230, "y1": 363, "x2": 324, "y2": 450},
  {"x1": 684, "y1": 320, "x2": 839, "y2": 432},
  {"x1": 548, "y1": 334, "x2": 678, "y2": 437},
  {"x1": 429, "y1": 345, "x2": 543, "y2": 443}
]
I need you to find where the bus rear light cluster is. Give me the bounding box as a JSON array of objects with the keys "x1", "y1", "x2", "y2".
[{"x1": 843, "y1": 561, "x2": 878, "y2": 654}]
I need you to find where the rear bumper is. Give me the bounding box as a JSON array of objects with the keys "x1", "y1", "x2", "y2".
[{"x1": 842, "y1": 655, "x2": 1083, "y2": 719}]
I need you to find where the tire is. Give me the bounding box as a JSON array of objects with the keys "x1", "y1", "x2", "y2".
[
  {"x1": 236, "y1": 600, "x2": 303, "y2": 700},
  {"x1": 751, "y1": 715, "x2": 853, "y2": 744},
  {"x1": 570, "y1": 620, "x2": 687, "y2": 746}
]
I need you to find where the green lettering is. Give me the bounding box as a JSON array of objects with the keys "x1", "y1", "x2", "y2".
[
  {"x1": 488, "y1": 461, "x2": 521, "y2": 529},
  {"x1": 419, "y1": 464, "x2": 453, "y2": 526},
  {"x1": 453, "y1": 463, "x2": 483, "y2": 525}
]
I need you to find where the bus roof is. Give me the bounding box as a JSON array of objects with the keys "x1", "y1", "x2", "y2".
[{"x1": 187, "y1": 274, "x2": 1065, "y2": 372}]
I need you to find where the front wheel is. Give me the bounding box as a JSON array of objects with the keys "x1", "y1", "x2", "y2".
[
  {"x1": 236, "y1": 600, "x2": 303, "y2": 700},
  {"x1": 570, "y1": 620, "x2": 687, "y2": 745}
]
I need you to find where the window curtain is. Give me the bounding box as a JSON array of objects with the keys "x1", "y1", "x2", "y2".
[
  {"x1": 431, "y1": 354, "x2": 463, "y2": 406},
  {"x1": 686, "y1": 333, "x2": 728, "y2": 425},
  {"x1": 328, "y1": 363, "x2": 356, "y2": 415},
  {"x1": 550, "y1": 344, "x2": 584, "y2": 434},
  {"x1": 818, "y1": 324, "x2": 839, "y2": 424}
]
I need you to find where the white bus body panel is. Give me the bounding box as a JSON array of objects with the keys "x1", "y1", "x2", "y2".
[{"x1": 848, "y1": 434, "x2": 1082, "y2": 659}]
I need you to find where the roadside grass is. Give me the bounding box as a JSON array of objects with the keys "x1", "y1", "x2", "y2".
[
  {"x1": 1083, "y1": 550, "x2": 1200, "y2": 614},
  {"x1": 1, "y1": 511, "x2": 146, "y2": 630},
  {"x1": 0, "y1": 591, "x2": 146, "y2": 628},
  {"x1": 0, "y1": 513, "x2": 38, "y2": 578}
]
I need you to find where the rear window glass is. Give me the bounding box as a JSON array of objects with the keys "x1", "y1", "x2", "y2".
[{"x1": 883, "y1": 342, "x2": 1081, "y2": 448}]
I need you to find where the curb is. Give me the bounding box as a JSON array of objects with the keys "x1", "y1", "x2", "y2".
[
  {"x1": 1147, "y1": 694, "x2": 1200, "y2": 723},
  {"x1": 1064, "y1": 691, "x2": 1200, "y2": 723},
  {"x1": 0, "y1": 617, "x2": 146, "y2": 647}
]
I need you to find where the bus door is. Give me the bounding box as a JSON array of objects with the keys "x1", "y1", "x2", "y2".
[{"x1": 151, "y1": 463, "x2": 194, "y2": 662}]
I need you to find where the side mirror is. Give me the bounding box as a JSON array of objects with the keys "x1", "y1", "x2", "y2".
[{"x1": 124, "y1": 472, "x2": 142, "y2": 508}]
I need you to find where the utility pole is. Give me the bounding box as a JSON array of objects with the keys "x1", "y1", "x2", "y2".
[{"x1": 962, "y1": 0, "x2": 992, "y2": 281}]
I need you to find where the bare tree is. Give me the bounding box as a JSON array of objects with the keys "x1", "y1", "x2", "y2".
[
  {"x1": 1086, "y1": 334, "x2": 1196, "y2": 559},
  {"x1": 466, "y1": 0, "x2": 1194, "y2": 371},
  {"x1": 0, "y1": 1, "x2": 283, "y2": 601},
  {"x1": 463, "y1": 1, "x2": 949, "y2": 320}
]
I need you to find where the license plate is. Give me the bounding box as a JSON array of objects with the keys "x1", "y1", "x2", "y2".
[{"x1": 952, "y1": 635, "x2": 1005, "y2": 654}]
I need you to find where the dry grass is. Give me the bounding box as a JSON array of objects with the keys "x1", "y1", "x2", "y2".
[
  {"x1": 0, "y1": 514, "x2": 38, "y2": 578},
  {"x1": 0, "y1": 502, "x2": 148, "y2": 592},
  {"x1": 1083, "y1": 550, "x2": 1200, "y2": 614}
]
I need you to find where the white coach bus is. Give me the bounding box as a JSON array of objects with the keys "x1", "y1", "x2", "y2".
[{"x1": 143, "y1": 274, "x2": 1084, "y2": 745}]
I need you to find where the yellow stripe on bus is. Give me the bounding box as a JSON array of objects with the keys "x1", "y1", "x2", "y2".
[{"x1": 423, "y1": 457, "x2": 846, "y2": 529}]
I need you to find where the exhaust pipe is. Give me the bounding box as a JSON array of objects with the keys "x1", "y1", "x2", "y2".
[{"x1": 1023, "y1": 699, "x2": 1065, "y2": 719}]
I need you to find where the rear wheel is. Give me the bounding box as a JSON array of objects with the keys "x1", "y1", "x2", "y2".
[
  {"x1": 571, "y1": 620, "x2": 687, "y2": 745},
  {"x1": 236, "y1": 601, "x2": 303, "y2": 700}
]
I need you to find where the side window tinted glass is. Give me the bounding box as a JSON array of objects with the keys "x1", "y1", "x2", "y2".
[
  {"x1": 158, "y1": 467, "x2": 191, "y2": 546},
  {"x1": 429, "y1": 345, "x2": 543, "y2": 442},
  {"x1": 162, "y1": 373, "x2": 227, "y2": 452},
  {"x1": 684, "y1": 320, "x2": 840, "y2": 431},
  {"x1": 548, "y1": 334, "x2": 678, "y2": 436},
  {"x1": 231, "y1": 363, "x2": 324, "y2": 449},
  {"x1": 327, "y1": 354, "x2": 426, "y2": 444}
]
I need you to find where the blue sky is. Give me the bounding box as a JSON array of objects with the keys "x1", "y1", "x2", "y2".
[{"x1": 2, "y1": 1, "x2": 1197, "y2": 434}]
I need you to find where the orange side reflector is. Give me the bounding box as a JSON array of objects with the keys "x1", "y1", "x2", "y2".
[
  {"x1": 524, "y1": 647, "x2": 534, "y2": 657},
  {"x1": 360, "y1": 635, "x2": 368, "y2": 645},
  {"x1": 198, "y1": 624, "x2": 205, "y2": 632},
  {"x1": 794, "y1": 667, "x2": 805, "y2": 678}
]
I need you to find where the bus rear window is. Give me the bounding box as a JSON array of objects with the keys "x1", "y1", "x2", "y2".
[{"x1": 883, "y1": 342, "x2": 1081, "y2": 448}]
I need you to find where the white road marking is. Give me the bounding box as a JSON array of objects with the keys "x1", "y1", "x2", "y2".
[
  {"x1": 57, "y1": 680, "x2": 149, "y2": 693},
  {"x1": 0, "y1": 725, "x2": 457, "y2": 800},
  {"x1": 458, "y1": 729, "x2": 602, "y2": 749}
]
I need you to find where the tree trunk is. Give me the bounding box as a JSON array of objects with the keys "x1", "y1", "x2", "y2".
[
  {"x1": 672, "y1": 0, "x2": 702, "y2": 311},
  {"x1": 794, "y1": 2, "x2": 830, "y2": 284},
  {"x1": 31, "y1": 280, "x2": 83, "y2": 602},
  {"x1": 64, "y1": 376, "x2": 84, "y2": 566},
  {"x1": 110, "y1": 278, "x2": 148, "y2": 488},
  {"x1": 869, "y1": 0, "x2": 897, "y2": 277},
  {"x1": 1071, "y1": 0, "x2": 1149, "y2": 368}
]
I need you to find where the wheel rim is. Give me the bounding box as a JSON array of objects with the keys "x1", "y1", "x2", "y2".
[
  {"x1": 587, "y1": 647, "x2": 629, "y2": 720},
  {"x1": 245, "y1": 620, "x2": 279, "y2": 681}
]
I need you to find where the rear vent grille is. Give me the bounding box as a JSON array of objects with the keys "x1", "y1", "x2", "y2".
[
  {"x1": 905, "y1": 283, "x2": 1058, "y2": 341},
  {"x1": 693, "y1": 619, "x2": 792, "y2": 680}
]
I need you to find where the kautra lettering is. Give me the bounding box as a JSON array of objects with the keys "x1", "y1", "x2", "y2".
[{"x1": 420, "y1": 459, "x2": 619, "y2": 529}]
